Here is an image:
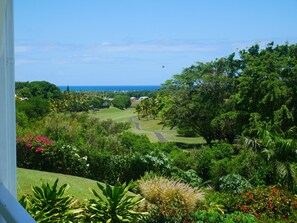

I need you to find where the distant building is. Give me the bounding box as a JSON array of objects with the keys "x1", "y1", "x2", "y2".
[{"x1": 138, "y1": 96, "x2": 149, "y2": 101}]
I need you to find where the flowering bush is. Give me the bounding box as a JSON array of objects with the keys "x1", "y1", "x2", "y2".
[
  {"x1": 17, "y1": 134, "x2": 89, "y2": 176},
  {"x1": 17, "y1": 134, "x2": 55, "y2": 170},
  {"x1": 227, "y1": 186, "x2": 297, "y2": 221}
]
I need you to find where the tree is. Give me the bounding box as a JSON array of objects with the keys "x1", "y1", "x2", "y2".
[
  {"x1": 112, "y1": 95, "x2": 131, "y2": 110},
  {"x1": 159, "y1": 57, "x2": 239, "y2": 144},
  {"x1": 16, "y1": 81, "x2": 63, "y2": 100},
  {"x1": 16, "y1": 96, "x2": 51, "y2": 119},
  {"x1": 235, "y1": 43, "x2": 297, "y2": 137}
]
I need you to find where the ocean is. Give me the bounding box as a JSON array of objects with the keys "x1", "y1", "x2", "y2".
[{"x1": 58, "y1": 85, "x2": 161, "y2": 92}]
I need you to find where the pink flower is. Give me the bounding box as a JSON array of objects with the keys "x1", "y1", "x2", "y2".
[
  {"x1": 26, "y1": 144, "x2": 32, "y2": 149},
  {"x1": 35, "y1": 147, "x2": 44, "y2": 152},
  {"x1": 36, "y1": 135, "x2": 53, "y2": 145}
]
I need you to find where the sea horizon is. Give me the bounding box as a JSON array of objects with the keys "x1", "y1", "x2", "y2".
[{"x1": 58, "y1": 85, "x2": 162, "y2": 92}]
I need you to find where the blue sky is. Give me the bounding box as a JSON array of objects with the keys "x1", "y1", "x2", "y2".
[{"x1": 14, "y1": 0, "x2": 297, "y2": 86}]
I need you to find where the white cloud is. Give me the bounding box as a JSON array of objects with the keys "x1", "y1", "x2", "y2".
[{"x1": 92, "y1": 40, "x2": 219, "y2": 53}]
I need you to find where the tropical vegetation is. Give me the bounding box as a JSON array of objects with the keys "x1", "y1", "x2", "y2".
[{"x1": 16, "y1": 42, "x2": 297, "y2": 222}]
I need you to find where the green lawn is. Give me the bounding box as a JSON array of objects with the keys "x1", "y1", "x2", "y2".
[
  {"x1": 89, "y1": 107, "x2": 135, "y2": 122},
  {"x1": 131, "y1": 117, "x2": 205, "y2": 144},
  {"x1": 17, "y1": 168, "x2": 100, "y2": 202},
  {"x1": 89, "y1": 107, "x2": 205, "y2": 144}
]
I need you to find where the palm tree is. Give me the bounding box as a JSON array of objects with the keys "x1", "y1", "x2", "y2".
[
  {"x1": 241, "y1": 130, "x2": 297, "y2": 192},
  {"x1": 135, "y1": 104, "x2": 142, "y2": 120}
]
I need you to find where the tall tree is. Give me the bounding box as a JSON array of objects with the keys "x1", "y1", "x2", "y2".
[{"x1": 159, "y1": 57, "x2": 239, "y2": 144}]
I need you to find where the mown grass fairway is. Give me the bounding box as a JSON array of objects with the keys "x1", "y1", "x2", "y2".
[
  {"x1": 17, "y1": 168, "x2": 101, "y2": 201},
  {"x1": 90, "y1": 107, "x2": 205, "y2": 144},
  {"x1": 89, "y1": 107, "x2": 135, "y2": 122}
]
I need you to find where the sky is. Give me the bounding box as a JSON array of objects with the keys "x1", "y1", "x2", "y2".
[{"x1": 14, "y1": 0, "x2": 297, "y2": 86}]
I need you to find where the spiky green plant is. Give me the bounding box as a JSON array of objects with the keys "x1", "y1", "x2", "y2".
[
  {"x1": 86, "y1": 180, "x2": 146, "y2": 223},
  {"x1": 19, "y1": 179, "x2": 82, "y2": 222}
]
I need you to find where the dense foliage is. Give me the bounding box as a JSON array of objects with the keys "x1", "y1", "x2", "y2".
[{"x1": 158, "y1": 42, "x2": 297, "y2": 144}]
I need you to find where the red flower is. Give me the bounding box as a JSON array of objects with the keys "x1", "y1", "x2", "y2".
[
  {"x1": 35, "y1": 147, "x2": 44, "y2": 152},
  {"x1": 282, "y1": 215, "x2": 286, "y2": 218},
  {"x1": 255, "y1": 213, "x2": 260, "y2": 217}
]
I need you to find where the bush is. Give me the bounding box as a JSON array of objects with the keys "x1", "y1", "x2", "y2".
[
  {"x1": 17, "y1": 134, "x2": 89, "y2": 176},
  {"x1": 17, "y1": 134, "x2": 55, "y2": 170},
  {"x1": 226, "y1": 186, "x2": 297, "y2": 221},
  {"x1": 219, "y1": 174, "x2": 252, "y2": 194},
  {"x1": 169, "y1": 148, "x2": 197, "y2": 170},
  {"x1": 172, "y1": 168, "x2": 203, "y2": 188},
  {"x1": 87, "y1": 151, "x2": 173, "y2": 184},
  {"x1": 16, "y1": 96, "x2": 51, "y2": 119},
  {"x1": 194, "y1": 144, "x2": 237, "y2": 182},
  {"x1": 209, "y1": 148, "x2": 272, "y2": 188},
  {"x1": 120, "y1": 131, "x2": 152, "y2": 154},
  {"x1": 193, "y1": 210, "x2": 258, "y2": 223},
  {"x1": 193, "y1": 210, "x2": 223, "y2": 222}
]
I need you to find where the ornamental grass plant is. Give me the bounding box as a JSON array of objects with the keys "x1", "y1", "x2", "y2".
[{"x1": 139, "y1": 176, "x2": 204, "y2": 215}]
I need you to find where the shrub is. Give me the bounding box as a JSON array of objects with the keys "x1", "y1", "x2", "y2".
[
  {"x1": 87, "y1": 151, "x2": 173, "y2": 184},
  {"x1": 19, "y1": 179, "x2": 82, "y2": 222},
  {"x1": 226, "y1": 186, "x2": 297, "y2": 221},
  {"x1": 193, "y1": 210, "x2": 258, "y2": 223},
  {"x1": 219, "y1": 174, "x2": 252, "y2": 194},
  {"x1": 224, "y1": 211, "x2": 258, "y2": 222},
  {"x1": 85, "y1": 180, "x2": 145, "y2": 223},
  {"x1": 139, "y1": 176, "x2": 204, "y2": 219},
  {"x1": 193, "y1": 210, "x2": 223, "y2": 222},
  {"x1": 120, "y1": 131, "x2": 152, "y2": 154},
  {"x1": 210, "y1": 158, "x2": 230, "y2": 189},
  {"x1": 172, "y1": 168, "x2": 203, "y2": 188},
  {"x1": 169, "y1": 148, "x2": 197, "y2": 170},
  {"x1": 17, "y1": 134, "x2": 89, "y2": 176},
  {"x1": 17, "y1": 134, "x2": 55, "y2": 170},
  {"x1": 209, "y1": 149, "x2": 272, "y2": 188}
]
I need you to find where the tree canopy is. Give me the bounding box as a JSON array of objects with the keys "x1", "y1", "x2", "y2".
[{"x1": 158, "y1": 42, "x2": 297, "y2": 144}]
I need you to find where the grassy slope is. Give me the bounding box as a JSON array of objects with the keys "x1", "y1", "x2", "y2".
[
  {"x1": 17, "y1": 168, "x2": 100, "y2": 201},
  {"x1": 89, "y1": 107, "x2": 205, "y2": 144}
]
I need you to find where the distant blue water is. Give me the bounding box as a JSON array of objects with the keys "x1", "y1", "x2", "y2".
[{"x1": 58, "y1": 85, "x2": 161, "y2": 92}]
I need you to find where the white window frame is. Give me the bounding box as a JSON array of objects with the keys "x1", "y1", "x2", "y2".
[{"x1": 0, "y1": 0, "x2": 35, "y2": 222}]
